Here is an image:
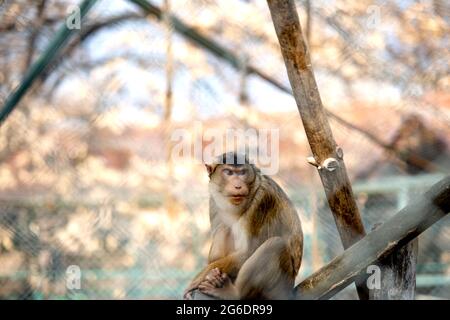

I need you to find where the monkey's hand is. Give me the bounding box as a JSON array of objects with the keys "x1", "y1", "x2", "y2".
[
  {"x1": 203, "y1": 268, "x2": 226, "y2": 288},
  {"x1": 183, "y1": 252, "x2": 245, "y2": 299},
  {"x1": 199, "y1": 268, "x2": 237, "y2": 300},
  {"x1": 183, "y1": 268, "x2": 226, "y2": 299}
]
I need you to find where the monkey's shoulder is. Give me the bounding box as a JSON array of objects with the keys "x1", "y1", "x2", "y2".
[
  {"x1": 250, "y1": 175, "x2": 301, "y2": 233},
  {"x1": 258, "y1": 175, "x2": 294, "y2": 206},
  {"x1": 248, "y1": 175, "x2": 298, "y2": 228}
]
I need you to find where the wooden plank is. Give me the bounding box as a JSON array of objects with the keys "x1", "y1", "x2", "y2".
[
  {"x1": 266, "y1": 0, "x2": 368, "y2": 299},
  {"x1": 295, "y1": 176, "x2": 450, "y2": 299}
]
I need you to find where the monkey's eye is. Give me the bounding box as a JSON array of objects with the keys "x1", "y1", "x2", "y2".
[
  {"x1": 223, "y1": 169, "x2": 233, "y2": 176},
  {"x1": 237, "y1": 169, "x2": 247, "y2": 176}
]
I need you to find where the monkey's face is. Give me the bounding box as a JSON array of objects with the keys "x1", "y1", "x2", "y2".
[{"x1": 207, "y1": 164, "x2": 256, "y2": 206}]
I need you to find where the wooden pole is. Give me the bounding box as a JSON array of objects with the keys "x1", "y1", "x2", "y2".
[
  {"x1": 296, "y1": 176, "x2": 450, "y2": 299},
  {"x1": 368, "y1": 223, "x2": 418, "y2": 300},
  {"x1": 266, "y1": 0, "x2": 368, "y2": 299}
]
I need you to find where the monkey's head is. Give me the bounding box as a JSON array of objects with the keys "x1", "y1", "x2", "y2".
[{"x1": 206, "y1": 152, "x2": 260, "y2": 208}]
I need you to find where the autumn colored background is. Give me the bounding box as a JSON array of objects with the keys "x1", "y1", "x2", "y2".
[{"x1": 0, "y1": 0, "x2": 449, "y2": 299}]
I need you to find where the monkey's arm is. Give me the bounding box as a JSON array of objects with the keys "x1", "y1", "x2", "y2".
[{"x1": 208, "y1": 225, "x2": 233, "y2": 262}]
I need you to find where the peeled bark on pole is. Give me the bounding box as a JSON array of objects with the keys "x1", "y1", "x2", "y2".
[
  {"x1": 266, "y1": 0, "x2": 368, "y2": 299},
  {"x1": 296, "y1": 176, "x2": 450, "y2": 300}
]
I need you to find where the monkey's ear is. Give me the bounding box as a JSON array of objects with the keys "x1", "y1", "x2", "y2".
[{"x1": 205, "y1": 164, "x2": 214, "y2": 176}]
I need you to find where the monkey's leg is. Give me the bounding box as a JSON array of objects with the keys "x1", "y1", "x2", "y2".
[{"x1": 235, "y1": 236, "x2": 296, "y2": 300}]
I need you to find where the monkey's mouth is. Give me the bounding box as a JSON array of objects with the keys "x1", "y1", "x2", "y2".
[{"x1": 228, "y1": 195, "x2": 246, "y2": 204}]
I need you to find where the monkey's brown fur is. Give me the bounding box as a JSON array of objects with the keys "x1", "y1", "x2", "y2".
[{"x1": 184, "y1": 152, "x2": 303, "y2": 300}]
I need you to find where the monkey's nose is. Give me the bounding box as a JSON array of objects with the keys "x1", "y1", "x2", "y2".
[{"x1": 235, "y1": 185, "x2": 242, "y2": 189}]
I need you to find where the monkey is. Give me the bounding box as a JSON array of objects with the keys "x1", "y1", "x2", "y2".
[{"x1": 183, "y1": 152, "x2": 303, "y2": 300}]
